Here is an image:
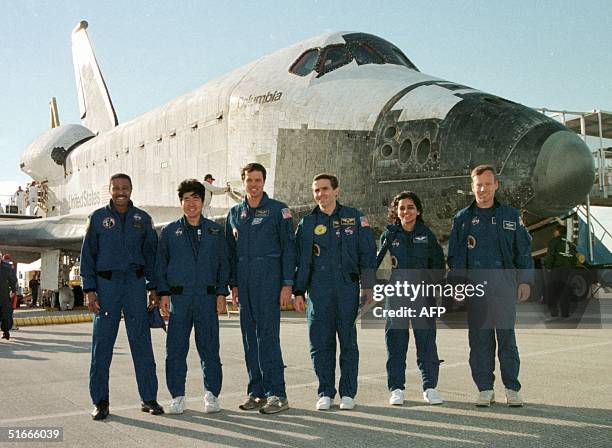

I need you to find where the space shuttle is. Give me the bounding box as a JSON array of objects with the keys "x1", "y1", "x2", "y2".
[{"x1": 0, "y1": 21, "x2": 595, "y2": 271}]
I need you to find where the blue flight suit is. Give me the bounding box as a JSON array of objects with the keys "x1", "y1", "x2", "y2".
[
  {"x1": 378, "y1": 220, "x2": 444, "y2": 392},
  {"x1": 80, "y1": 200, "x2": 159, "y2": 405},
  {"x1": 156, "y1": 216, "x2": 229, "y2": 398},
  {"x1": 447, "y1": 200, "x2": 533, "y2": 392},
  {"x1": 294, "y1": 203, "x2": 377, "y2": 399},
  {"x1": 226, "y1": 193, "x2": 296, "y2": 399}
]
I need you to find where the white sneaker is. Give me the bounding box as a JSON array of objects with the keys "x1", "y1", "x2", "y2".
[
  {"x1": 316, "y1": 396, "x2": 333, "y2": 410},
  {"x1": 505, "y1": 388, "x2": 523, "y2": 407},
  {"x1": 339, "y1": 396, "x2": 355, "y2": 410},
  {"x1": 167, "y1": 395, "x2": 186, "y2": 414},
  {"x1": 204, "y1": 391, "x2": 221, "y2": 413},
  {"x1": 475, "y1": 390, "x2": 495, "y2": 407},
  {"x1": 423, "y1": 388, "x2": 444, "y2": 405},
  {"x1": 389, "y1": 389, "x2": 405, "y2": 406}
]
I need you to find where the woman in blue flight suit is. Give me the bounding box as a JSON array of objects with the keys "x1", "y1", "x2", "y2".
[{"x1": 377, "y1": 191, "x2": 444, "y2": 406}]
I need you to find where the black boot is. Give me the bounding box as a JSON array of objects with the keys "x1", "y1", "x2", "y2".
[
  {"x1": 141, "y1": 400, "x2": 164, "y2": 415},
  {"x1": 91, "y1": 400, "x2": 109, "y2": 420},
  {"x1": 1, "y1": 331, "x2": 9, "y2": 340}
]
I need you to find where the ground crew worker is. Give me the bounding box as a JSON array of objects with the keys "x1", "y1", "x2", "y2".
[
  {"x1": 226, "y1": 163, "x2": 295, "y2": 414},
  {"x1": 544, "y1": 225, "x2": 576, "y2": 318},
  {"x1": 377, "y1": 191, "x2": 444, "y2": 406},
  {"x1": 156, "y1": 179, "x2": 229, "y2": 414},
  {"x1": 293, "y1": 174, "x2": 377, "y2": 411},
  {"x1": 81, "y1": 173, "x2": 164, "y2": 420},
  {"x1": 202, "y1": 174, "x2": 230, "y2": 218},
  {"x1": 448, "y1": 165, "x2": 533, "y2": 407},
  {"x1": 0, "y1": 253, "x2": 17, "y2": 340}
]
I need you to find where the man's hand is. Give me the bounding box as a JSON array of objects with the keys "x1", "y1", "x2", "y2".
[
  {"x1": 86, "y1": 291, "x2": 100, "y2": 314},
  {"x1": 216, "y1": 295, "x2": 227, "y2": 315},
  {"x1": 280, "y1": 285, "x2": 292, "y2": 308},
  {"x1": 147, "y1": 290, "x2": 159, "y2": 310},
  {"x1": 231, "y1": 287, "x2": 239, "y2": 308},
  {"x1": 160, "y1": 296, "x2": 170, "y2": 317},
  {"x1": 517, "y1": 283, "x2": 531, "y2": 303},
  {"x1": 294, "y1": 295, "x2": 306, "y2": 313}
]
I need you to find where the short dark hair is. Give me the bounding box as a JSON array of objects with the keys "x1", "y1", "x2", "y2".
[
  {"x1": 241, "y1": 163, "x2": 266, "y2": 181},
  {"x1": 177, "y1": 179, "x2": 206, "y2": 201},
  {"x1": 109, "y1": 173, "x2": 132, "y2": 188},
  {"x1": 554, "y1": 224, "x2": 566, "y2": 234},
  {"x1": 312, "y1": 173, "x2": 339, "y2": 189},
  {"x1": 470, "y1": 164, "x2": 497, "y2": 180},
  {"x1": 388, "y1": 191, "x2": 424, "y2": 224},
  {"x1": 204, "y1": 174, "x2": 214, "y2": 181}
]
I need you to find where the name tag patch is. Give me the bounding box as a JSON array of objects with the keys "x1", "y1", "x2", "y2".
[
  {"x1": 414, "y1": 235, "x2": 428, "y2": 243},
  {"x1": 503, "y1": 220, "x2": 516, "y2": 231},
  {"x1": 252, "y1": 217, "x2": 264, "y2": 225},
  {"x1": 256, "y1": 209, "x2": 270, "y2": 217},
  {"x1": 208, "y1": 227, "x2": 220, "y2": 235}
]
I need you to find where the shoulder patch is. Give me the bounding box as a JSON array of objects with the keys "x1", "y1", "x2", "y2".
[
  {"x1": 359, "y1": 215, "x2": 369, "y2": 227},
  {"x1": 102, "y1": 216, "x2": 115, "y2": 229},
  {"x1": 281, "y1": 208, "x2": 292, "y2": 219}
]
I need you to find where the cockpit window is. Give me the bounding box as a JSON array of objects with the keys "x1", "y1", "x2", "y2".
[
  {"x1": 288, "y1": 32, "x2": 418, "y2": 78},
  {"x1": 320, "y1": 45, "x2": 352, "y2": 75},
  {"x1": 350, "y1": 43, "x2": 384, "y2": 65},
  {"x1": 343, "y1": 32, "x2": 418, "y2": 70},
  {"x1": 289, "y1": 48, "x2": 320, "y2": 76}
]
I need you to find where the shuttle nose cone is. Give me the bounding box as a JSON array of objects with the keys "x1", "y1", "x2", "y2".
[{"x1": 530, "y1": 130, "x2": 595, "y2": 215}]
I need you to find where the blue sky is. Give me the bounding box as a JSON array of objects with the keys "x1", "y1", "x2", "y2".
[{"x1": 1, "y1": 0, "x2": 611, "y2": 200}]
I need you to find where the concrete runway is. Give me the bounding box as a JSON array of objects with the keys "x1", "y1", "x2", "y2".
[{"x1": 1, "y1": 312, "x2": 611, "y2": 447}]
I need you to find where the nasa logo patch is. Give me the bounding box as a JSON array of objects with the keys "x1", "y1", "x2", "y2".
[
  {"x1": 344, "y1": 226, "x2": 355, "y2": 235},
  {"x1": 472, "y1": 216, "x2": 480, "y2": 225},
  {"x1": 102, "y1": 217, "x2": 115, "y2": 229},
  {"x1": 133, "y1": 213, "x2": 143, "y2": 229},
  {"x1": 392, "y1": 239, "x2": 400, "y2": 248},
  {"x1": 175, "y1": 227, "x2": 183, "y2": 236}
]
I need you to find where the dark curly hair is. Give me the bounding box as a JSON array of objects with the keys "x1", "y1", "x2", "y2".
[
  {"x1": 177, "y1": 178, "x2": 206, "y2": 201},
  {"x1": 387, "y1": 191, "x2": 423, "y2": 224}
]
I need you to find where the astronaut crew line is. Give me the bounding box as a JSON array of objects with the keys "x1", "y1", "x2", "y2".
[{"x1": 82, "y1": 164, "x2": 531, "y2": 418}]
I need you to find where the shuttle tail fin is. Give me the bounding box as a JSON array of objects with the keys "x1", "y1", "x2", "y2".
[{"x1": 71, "y1": 20, "x2": 118, "y2": 134}]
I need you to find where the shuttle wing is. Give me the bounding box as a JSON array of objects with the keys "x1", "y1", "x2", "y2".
[{"x1": 0, "y1": 215, "x2": 87, "y2": 262}]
